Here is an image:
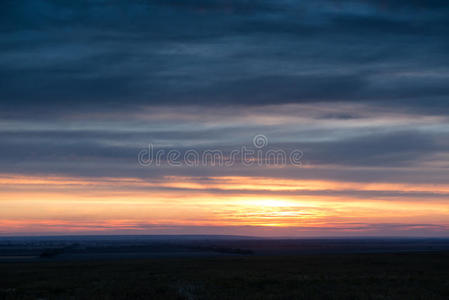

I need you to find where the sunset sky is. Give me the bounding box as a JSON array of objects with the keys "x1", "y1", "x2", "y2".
[{"x1": 1, "y1": 0, "x2": 449, "y2": 237}]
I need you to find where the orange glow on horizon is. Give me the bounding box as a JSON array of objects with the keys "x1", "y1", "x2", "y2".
[{"x1": 1, "y1": 174, "x2": 448, "y2": 235}]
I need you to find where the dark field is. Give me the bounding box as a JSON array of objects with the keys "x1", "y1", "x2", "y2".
[
  {"x1": 2, "y1": 253, "x2": 449, "y2": 299},
  {"x1": 1, "y1": 237, "x2": 449, "y2": 299}
]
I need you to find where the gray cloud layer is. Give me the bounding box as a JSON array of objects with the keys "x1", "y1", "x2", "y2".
[
  {"x1": 1, "y1": 0, "x2": 449, "y2": 117},
  {"x1": 1, "y1": 1, "x2": 449, "y2": 197}
]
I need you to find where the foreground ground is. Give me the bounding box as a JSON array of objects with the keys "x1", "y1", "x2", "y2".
[{"x1": 1, "y1": 252, "x2": 449, "y2": 299}]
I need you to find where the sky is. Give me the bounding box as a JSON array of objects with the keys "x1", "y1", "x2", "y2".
[{"x1": 1, "y1": 0, "x2": 449, "y2": 237}]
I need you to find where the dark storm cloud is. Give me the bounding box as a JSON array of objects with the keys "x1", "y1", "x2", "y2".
[{"x1": 1, "y1": 0, "x2": 449, "y2": 117}]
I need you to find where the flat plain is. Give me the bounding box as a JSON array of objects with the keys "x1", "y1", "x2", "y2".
[{"x1": 1, "y1": 237, "x2": 449, "y2": 299}]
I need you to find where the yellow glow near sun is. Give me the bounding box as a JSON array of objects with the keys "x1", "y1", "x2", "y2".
[{"x1": 0, "y1": 174, "x2": 448, "y2": 234}]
